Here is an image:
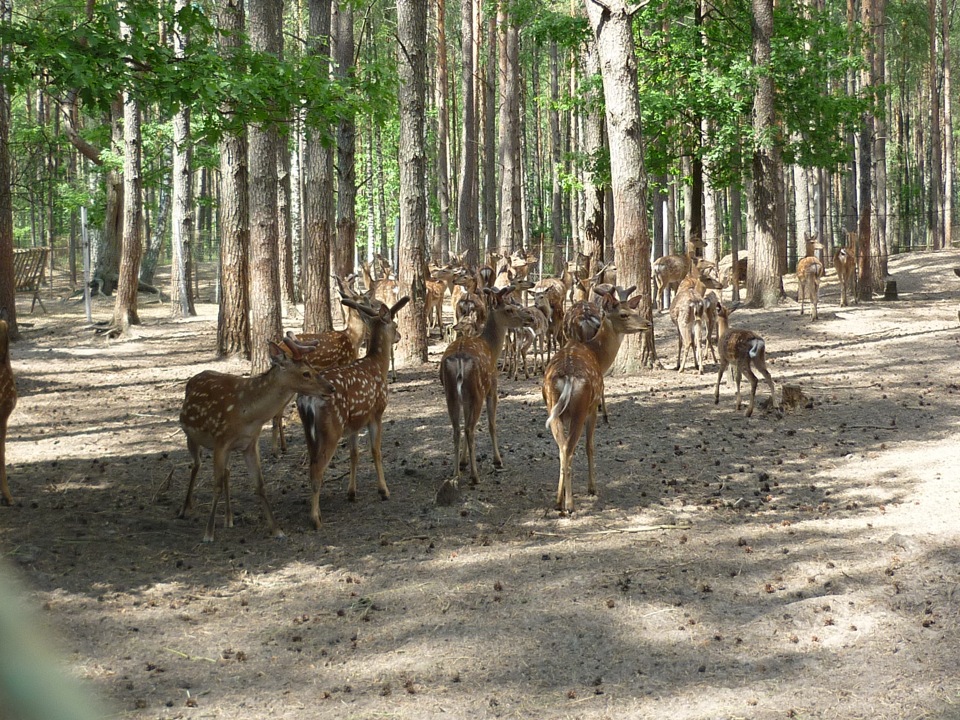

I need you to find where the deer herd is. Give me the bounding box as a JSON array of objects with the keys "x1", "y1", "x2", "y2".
[{"x1": 0, "y1": 235, "x2": 858, "y2": 540}]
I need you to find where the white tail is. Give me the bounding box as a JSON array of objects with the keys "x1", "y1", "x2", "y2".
[
  {"x1": 543, "y1": 290, "x2": 650, "y2": 513},
  {"x1": 178, "y1": 339, "x2": 336, "y2": 542},
  {"x1": 296, "y1": 296, "x2": 410, "y2": 530},
  {"x1": 0, "y1": 314, "x2": 16, "y2": 507}
]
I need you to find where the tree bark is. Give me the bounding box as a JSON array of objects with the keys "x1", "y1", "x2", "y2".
[
  {"x1": 112, "y1": 12, "x2": 144, "y2": 334},
  {"x1": 216, "y1": 0, "x2": 250, "y2": 358},
  {"x1": 747, "y1": 0, "x2": 784, "y2": 307},
  {"x1": 334, "y1": 0, "x2": 357, "y2": 279},
  {"x1": 585, "y1": 0, "x2": 656, "y2": 371},
  {"x1": 456, "y1": 0, "x2": 478, "y2": 261},
  {"x1": 497, "y1": 13, "x2": 521, "y2": 256},
  {"x1": 247, "y1": 0, "x2": 284, "y2": 373},
  {"x1": 396, "y1": 0, "x2": 428, "y2": 364},
  {"x1": 435, "y1": 0, "x2": 451, "y2": 262},
  {"x1": 0, "y1": 0, "x2": 15, "y2": 337},
  {"x1": 581, "y1": 37, "x2": 604, "y2": 269},
  {"x1": 303, "y1": 0, "x2": 335, "y2": 333},
  {"x1": 170, "y1": 0, "x2": 196, "y2": 318}
]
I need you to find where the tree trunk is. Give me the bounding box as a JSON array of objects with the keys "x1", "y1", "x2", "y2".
[
  {"x1": 216, "y1": 0, "x2": 250, "y2": 358},
  {"x1": 481, "y1": 8, "x2": 497, "y2": 256},
  {"x1": 581, "y1": 37, "x2": 604, "y2": 269},
  {"x1": 170, "y1": 0, "x2": 196, "y2": 318},
  {"x1": 396, "y1": 0, "x2": 428, "y2": 364},
  {"x1": 928, "y1": 0, "x2": 942, "y2": 250},
  {"x1": 456, "y1": 0, "x2": 478, "y2": 261},
  {"x1": 549, "y1": 41, "x2": 563, "y2": 267},
  {"x1": 277, "y1": 133, "x2": 297, "y2": 309},
  {"x1": 247, "y1": 0, "x2": 284, "y2": 373},
  {"x1": 334, "y1": 0, "x2": 357, "y2": 279},
  {"x1": 303, "y1": 0, "x2": 335, "y2": 333},
  {"x1": 141, "y1": 183, "x2": 169, "y2": 287},
  {"x1": 747, "y1": 0, "x2": 784, "y2": 307},
  {"x1": 0, "y1": 0, "x2": 15, "y2": 336},
  {"x1": 497, "y1": 13, "x2": 521, "y2": 256},
  {"x1": 113, "y1": 13, "x2": 144, "y2": 334},
  {"x1": 858, "y1": 0, "x2": 875, "y2": 299},
  {"x1": 435, "y1": 0, "x2": 451, "y2": 262},
  {"x1": 585, "y1": 0, "x2": 655, "y2": 371}
]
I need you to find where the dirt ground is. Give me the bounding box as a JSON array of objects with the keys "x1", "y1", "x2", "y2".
[{"x1": 3, "y1": 248, "x2": 960, "y2": 720}]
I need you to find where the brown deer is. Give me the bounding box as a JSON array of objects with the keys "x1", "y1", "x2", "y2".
[
  {"x1": 543, "y1": 290, "x2": 649, "y2": 514},
  {"x1": 670, "y1": 285, "x2": 706, "y2": 374},
  {"x1": 295, "y1": 296, "x2": 410, "y2": 530},
  {"x1": 797, "y1": 234, "x2": 825, "y2": 320},
  {"x1": 652, "y1": 237, "x2": 708, "y2": 310},
  {"x1": 178, "y1": 338, "x2": 336, "y2": 542},
  {"x1": 437, "y1": 287, "x2": 531, "y2": 501},
  {"x1": 834, "y1": 231, "x2": 857, "y2": 307},
  {"x1": 0, "y1": 314, "x2": 16, "y2": 506},
  {"x1": 714, "y1": 303, "x2": 778, "y2": 417}
]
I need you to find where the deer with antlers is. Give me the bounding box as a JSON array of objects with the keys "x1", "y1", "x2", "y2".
[
  {"x1": 0, "y1": 313, "x2": 16, "y2": 507},
  {"x1": 436, "y1": 287, "x2": 532, "y2": 503},
  {"x1": 543, "y1": 288, "x2": 650, "y2": 514},
  {"x1": 797, "y1": 233, "x2": 825, "y2": 320},
  {"x1": 295, "y1": 296, "x2": 410, "y2": 530},
  {"x1": 714, "y1": 302, "x2": 778, "y2": 417},
  {"x1": 178, "y1": 338, "x2": 336, "y2": 542}
]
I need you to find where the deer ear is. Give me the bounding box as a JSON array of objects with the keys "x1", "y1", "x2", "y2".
[
  {"x1": 627, "y1": 295, "x2": 642, "y2": 309},
  {"x1": 268, "y1": 341, "x2": 289, "y2": 364},
  {"x1": 390, "y1": 296, "x2": 411, "y2": 316}
]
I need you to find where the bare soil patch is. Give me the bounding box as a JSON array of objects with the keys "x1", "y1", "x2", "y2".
[{"x1": 3, "y1": 249, "x2": 960, "y2": 720}]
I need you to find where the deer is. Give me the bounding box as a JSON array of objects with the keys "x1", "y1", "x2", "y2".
[
  {"x1": 507, "y1": 304, "x2": 551, "y2": 380},
  {"x1": 543, "y1": 289, "x2": 650, "y2": 514},
  {"x1": 714, "y1": 302, "x2": 778, "y2": 417},
  {"x1": 797, "y1": 233, "x2": 825, "y2": 320},
  {"x1": 670, "y1": 285, "x2": 706, "y2": 374},
  {"x1": 436, "y1": 287, "x2": 532, "y2": 503},
  {"x1": 295, "y1": 296, "x2": 410, "y2": 530},
  {"x1": 653, "y1": 237, "x2": 708, "y2": 310},
  {"x1": 834, "y1": 231, "x2": 857, "y2": 307},
  {"x1": 0, "y1": 313, "x2": 16, "y2": 507},
  {"x1": 178, "y1": 338, "x2": 337, "y2": 543}
]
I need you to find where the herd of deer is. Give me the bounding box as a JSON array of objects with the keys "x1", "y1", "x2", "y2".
[{"x1": 0, "y1": 235, "x2": 860, "y2": 541}]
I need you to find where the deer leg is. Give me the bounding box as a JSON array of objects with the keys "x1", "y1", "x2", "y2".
[
  {"x1": 178, "y1": 436, "x2": 202, "y2": 518},
  {"x1": 368, "y1": 420, "x2": 390, "y2": 500},
  {"x1": 714, "y1": 361, "x2": 726, "y2": 406},
  {"x1": 203, "y1": 446, "x2": 230, "y2": 543},
  {"x1": 243, "y1": 438, "x2": 284, "y2": 539},
  {"x1": 347, "y1": 432, "x2": 361, "y2": 501},
  {"x1": 585, "y1": 409, "x2": 599, "y2": 496},
  {"x1": 755, "y1": 357, "x2": 778, "y2": 409},
  {"x1": 486, "y1": 384, "x2": 503, "y2": 470},
  {"x1": 308, "y1": 438, "x2": 337, "y2": 531},
  {"x1": 743, "y1": 366, "x2": 760, "y2": 418},
  {"x1": 733, "y1": 367, "x2": 744, "y2": 411},
  {"x1": 0, "y1": 419, "x2": 11, "y2": 506},
  {"x1": 548, "y1": 417, "x2": 569, "y2": 512},
  {"x1": 271, "y1": 412, "x2": 286, "y2": 457}
]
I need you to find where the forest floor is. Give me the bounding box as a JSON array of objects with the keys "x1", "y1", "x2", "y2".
[{"x1": 3, "y1": 248, "x2": 960, "y2": 720}]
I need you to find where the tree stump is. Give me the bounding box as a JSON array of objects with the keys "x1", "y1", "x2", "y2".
[
  {"x1": 782, "y1": 384, "x2": 812, "y2": 410},
  {"x1": 882, "y1": 280, "x2": 898, "y2": 300}
]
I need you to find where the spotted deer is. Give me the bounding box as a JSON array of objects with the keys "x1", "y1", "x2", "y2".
[
  {"x1": 714, "y1": 302, "x2": 778, "y2": 417},
  {"x1": 797, "y1": 234, "x2": 825, "y2": 320},
  {"x1": 295, "y1": 296, "x2": 410, "y2": 530},
  {"x1": 0, "y1": 314, "x2": 16, "y2": 506},
  {"x1": 436, "y1": 287, "x2": 532, "y2": 501},
  {"x1": 543, "y1": 290, "x2": 649, "y2": 514},
  {"x1": 178, "y1": 338, "x2": 336, "y2": 542}
]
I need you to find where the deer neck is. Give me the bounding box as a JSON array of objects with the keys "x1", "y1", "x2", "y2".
[
  {"x1": 364, "y1": 321, "x2": 394, "y2": 379},
  {"x1": 479, "y1": 311, "x2": 510, "y2": 361},
  {"x1": 243, "y1": 366, "x2": 299, "y2": 420},
  {"x1": 585, "y1": 318, "x2": 626, "y2": 374}
]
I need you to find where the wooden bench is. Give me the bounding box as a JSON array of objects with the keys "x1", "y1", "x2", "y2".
[{"x1": 13, "y1": 247, "x2": 49, "y2": 313}]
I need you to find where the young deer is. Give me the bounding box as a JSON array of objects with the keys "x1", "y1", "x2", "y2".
[
  {"x1": 0, "y1": 314, "x2": 16, "y2": 506},
  {"x1": 797, "y1": 234, "x2": 825, "y2": 320},
  {"x1": 714, "y1": 303, "x2": 778, "y2": 417},
  {"x1": 834, "y1": 231, "x2": 857, "y2": 307},
  {"x1": 178, "y1": 339, "x2": 336, "y2": 543},
  {"x1": 543, "y1": 291, "x2": 649, "y2": 514},
  {"x1": 295, "y1": 296, "x2": 410, "y2": 530},
  {"x1": 670, "y1": 285, "x2": 706, "y2": 374},
  {"x1": 437, "y1": 287, "x2": 531, "y2": 501}
]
